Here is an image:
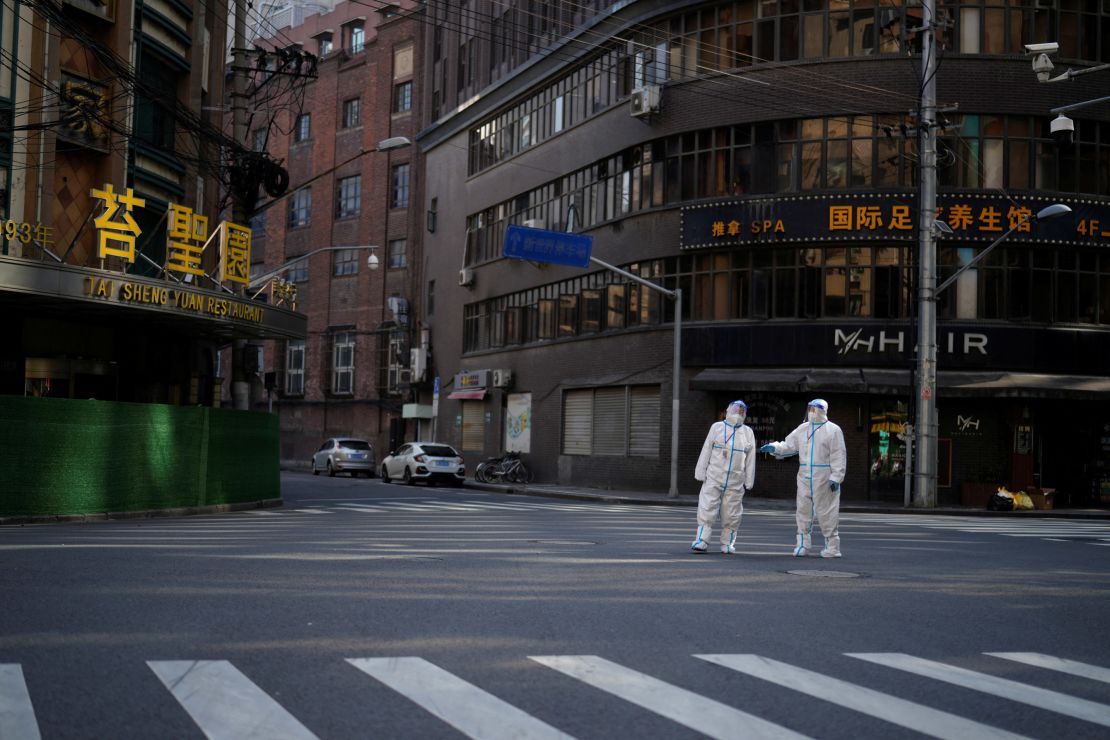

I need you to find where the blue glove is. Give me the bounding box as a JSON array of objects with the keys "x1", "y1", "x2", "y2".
[
  {"x1": 830, "y1": 481, "x2": 840, "y2": 492},
  {"x1": 759, "y1": 444, "x2": 775, "y2": 454}
]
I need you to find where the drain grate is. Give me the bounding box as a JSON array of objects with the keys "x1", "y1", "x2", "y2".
[{"x1": 786, "y1": 569, "x2": 861, "y2": 578}]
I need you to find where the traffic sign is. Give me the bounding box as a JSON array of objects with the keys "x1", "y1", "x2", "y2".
[{"x1": 503, "y1": 224, "x2": 593, "y2": 268}]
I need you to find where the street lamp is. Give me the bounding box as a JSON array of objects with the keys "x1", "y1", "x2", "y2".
[
  {"x1": 913, "y1": 202, "x2": 1072, "y2": 507},
  {"x1": 249, "y1": 245, "x2": 379, "y2": 296}
]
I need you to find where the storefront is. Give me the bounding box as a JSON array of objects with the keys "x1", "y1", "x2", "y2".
[{"x1": 0, "y1": 254, "x2": 306, "y2": 518}]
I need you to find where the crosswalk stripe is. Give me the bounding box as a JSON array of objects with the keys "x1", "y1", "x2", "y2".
[
  {"x1": 848, "y1": 653, "x2": 1110, "y2": 728},
  {"x1": 148, "y1": 660, "x2": 318, "y2": 740},
  {"x1": 530, "y1": 655, "x2": 807, "y2": 740},
  {"x1": 0, "y1": 664, "x2": 41, "y2": 740},
  {"x1": 986, "y1": 653, "x2": 1110, "y2": 684},
  {"x1": 348, "y1": 657, "x2": 571, "y2": 740},
  {"x1": 696, "y1": 654, "x2": 1027, "y2": 740}
]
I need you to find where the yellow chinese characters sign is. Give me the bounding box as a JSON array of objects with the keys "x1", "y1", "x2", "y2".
[
  {"x1": 86, "y1": 184, "x2": 253, "y2": 286},
  {"x1": 219, "y1": 222, "x2": 251, "y2": 285},
  {"x1": 166, "y1": 203, "x2": 209, "y2": 277},
  {"x1": 681, "y1": 194, "x2": 1101, "y2": 248},
  {"x1": 90, "y1": 184, "x2": 144, "y2": 261}
]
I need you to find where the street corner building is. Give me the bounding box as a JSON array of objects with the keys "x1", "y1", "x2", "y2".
[
  {"x1": 0, "y1": 0, "x2": 304, "y2": 517},
  {"x1": 415, "y1": 0, "x2": 1110, "y2": 508}
]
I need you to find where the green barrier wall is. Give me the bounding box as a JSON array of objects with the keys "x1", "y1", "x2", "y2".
[{"x1": 0, "y1": 396, "x2": 279, "y2": 516}]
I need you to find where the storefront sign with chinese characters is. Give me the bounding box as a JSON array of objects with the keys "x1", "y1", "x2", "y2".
[
  {"x1": 681, "y1": 193, "x2": 1110, "y2": 248},
  {"x1": 88, "y1": 183, "x2": 252, "y2": 287}
]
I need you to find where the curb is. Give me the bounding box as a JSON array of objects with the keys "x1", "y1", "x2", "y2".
[
  {"x1": 462, "y1": 482, "x2": 1110, "y2": 519},
  {"x1": 0, "y1": 498, "x2": 284, "y2": 526}
]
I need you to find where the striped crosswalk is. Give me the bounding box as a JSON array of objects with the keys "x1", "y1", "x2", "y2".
[{"x1": 5, "y1": 652, "x2": 1108, "y2": 738}]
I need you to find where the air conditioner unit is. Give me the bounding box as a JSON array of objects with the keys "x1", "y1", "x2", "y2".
[
  {"x1": 397, "y1": 368, "x2": 413, "y2": 385},
  {"x1": 491, "y1": 369, "x2": 513, "y2": 388},
  {"x1": 458, "y1": 268, "x2": 475, "y2": 287},
  {"x1": 522, "y1": 219, "x2": 545, "y2": 229},
  {"x1": 630, "y1": 85, "x2": 660, "y2": 118}
]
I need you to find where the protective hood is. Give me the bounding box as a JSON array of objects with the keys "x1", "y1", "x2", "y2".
[
  {"x1": 725, "y1": 399, "x2": 747, "y2": 426},
  {"x1": 807, "y1": 398, "x2": 829, "y2": 423}
]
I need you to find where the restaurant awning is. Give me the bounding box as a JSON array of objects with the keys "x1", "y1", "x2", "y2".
[
  {"x1": 690, "y1": 368, "x2": 1110, "y2": 399},
  {"x1": 447, "y1": 389, "x2": 486, "y2": 400}
]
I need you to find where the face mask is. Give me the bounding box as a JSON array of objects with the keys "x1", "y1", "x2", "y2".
[
  {"x1": 808, "y1": 410, "x2": 818, "y2": 422},
  {"x1": 726, "y1": 413, "x2": 743, "y2": 426}
]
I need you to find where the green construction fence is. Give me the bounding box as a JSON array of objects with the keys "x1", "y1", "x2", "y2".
[{"x1": 0, "y1": 395, "x2": 280, "y2": 517}]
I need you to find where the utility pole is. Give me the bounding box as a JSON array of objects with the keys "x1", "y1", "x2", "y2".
[
  {"x1": 913, "y1": 0, "x2": 940, "y2": 507},
  {"x1": 230, "y1": 0, "x2": 250, "y2": 410}
]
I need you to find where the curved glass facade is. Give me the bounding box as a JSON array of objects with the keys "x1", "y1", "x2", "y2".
[
  {"x1": 467, "y1": 0, "x2": 1110, "y2": 176},
  {"x1": 465, "y1": 114, "x2": 1110, "y2": 267}
]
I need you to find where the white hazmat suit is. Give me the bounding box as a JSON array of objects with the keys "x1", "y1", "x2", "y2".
[
  {"x1": 759, "y1": 399, "x2": 846, "y2": 558},
  {"x1": 692, "y1": 400, "x2": 756, "y2": 554}
]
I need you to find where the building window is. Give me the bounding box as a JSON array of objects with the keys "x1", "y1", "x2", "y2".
[
  {"x1": 388, "y1": 238, "x2": 407, "y2": 268},
  {"x1": 561, "y1": 385, "x2": 660, "y2": 457},
  {"x1": 285, "y1": 340, "x2": 305, "y2": 395},
  {"x1": 331, "y1": 331, "x2": 355, "y2": 394},
  {"x1": 317, "y1": 33, "x2": 332, "y2": 56},
  {"x1": 252, "y1": 128, "x2": 267, "y2": 152},
  {"x1": 390, "y1": 163, "x2": 409, "y2": 208},
  {"x1": 394, "y1": 81, "x2": 413, "y2": 113},
  {"x1": 285, "y1": 260, "x2": 309, "y2": 283},
  {"x1": 288, "y1": 188, "x2": 310, "y2": 228},
  {"x1": 335, "y1": 175, "x2": 361, "y2": 219},
  {"x1": 294, "y1": 113, "x2": 310, "y2": 142},
  {"x1": 334, "y1": 248, "x2": 359, "y2": 276},
  {"x1": 427, "y1": 280, "x2": 435, "y2": 315},
  {"x1": 347, "y1": 23, "x2": 365, "y2": 53},
  {"x1": 133, "y1": 52, "x2": 177, "y2": 149},
  {"x1": 342, "y1": 98, "x2": 361, "y2": 128}
]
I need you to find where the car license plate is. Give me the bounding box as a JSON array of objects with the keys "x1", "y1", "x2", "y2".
[
  {"x1": 352, "y1": 453, "x2": 365, "y2": 460},
  {"x1": 434, "y1": 460, "x2": 451, "y2": 467}
]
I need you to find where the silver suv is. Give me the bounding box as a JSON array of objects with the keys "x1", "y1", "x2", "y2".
[{"x1": 312, "y1": 438, "x2": 376, "y2": 478}]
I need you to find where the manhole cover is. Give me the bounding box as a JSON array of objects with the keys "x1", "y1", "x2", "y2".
[{"x1": 786, "y1": 569, "x2": 861, "y2": 578}]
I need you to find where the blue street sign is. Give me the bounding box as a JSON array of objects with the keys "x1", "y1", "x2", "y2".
[{"x1": 503, "y1": 224, "x2": 593, "y2": 268}]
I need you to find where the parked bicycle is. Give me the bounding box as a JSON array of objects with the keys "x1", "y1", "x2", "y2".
[{"x1": 475, "y1": 451, "x2": 533, "y2": 484}]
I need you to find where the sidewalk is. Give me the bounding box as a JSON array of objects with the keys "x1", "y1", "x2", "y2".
[{"x1": 464, "y1": 480, "x2": 1110, "y2": 519}]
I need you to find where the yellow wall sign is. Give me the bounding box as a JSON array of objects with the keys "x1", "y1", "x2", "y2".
[
  {"x1": 84, "y1": 276, "x2": 265, "y2": 323},
  {"x1": 88, "y1": 184, "x2": 251, "y2": 287},
  {"x1": 90, "y1": 183, "x2": 144, "y2": 261}
]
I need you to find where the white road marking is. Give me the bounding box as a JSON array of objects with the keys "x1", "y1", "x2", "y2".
[
  {"x1": 348, "y1": 657, "x2": 572, "y2": 740},
  {"x1": 148, "y1": 660, "x2": 318, "y2": 740},
  {"x1": 696, "y1": 654, "x2": 1027, "y2": 740},
  {"x1": 848, "y1": 653, "x2": 1110, "y2": 728},
  {"x1": 0, "y1": 664, "x2": 41, "y2": 740},
  {"x1": 986, "y1": 652, "x2": 1110, "y2": 684},
  {"x1": 531, "y1": 655, "x2": 808, "y2": 740}
]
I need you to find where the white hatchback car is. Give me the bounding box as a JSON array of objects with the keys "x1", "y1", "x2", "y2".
[
  {"x1": 311, "y1": 438, "x2": 375, "y2": 477},
  {"x1": 380, "y1": 442, "x2": 466, "y2": 486}
]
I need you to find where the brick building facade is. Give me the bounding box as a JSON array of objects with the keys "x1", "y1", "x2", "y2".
[{"x1": 249, "y1": 1, "x2": 424, "y2": 469}]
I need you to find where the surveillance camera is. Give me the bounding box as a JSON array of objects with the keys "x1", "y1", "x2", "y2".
[
  {"x1": 1024, "y1": 42, "x2": 1059, "y2": 54},
  {"x1": 1051, "y1": 114, "x2": 1074, "y2": 145},
  {"x1": 1031, "y1": 53, "x2": 1054, "y2": 82}
]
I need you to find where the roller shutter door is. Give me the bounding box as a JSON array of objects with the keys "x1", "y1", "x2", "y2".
[
  {"x1": 461, "y1": 401, "x2": 484, "y2": 451},
  {"x1": 628, "y1": 385, "x2": 660, "y2": 457},
  {"x1": 592, "y1": 387, "x2": 627, "y2": 455},
  {"x1": 562, "y1": 389, "x2": 593, "y2": 454}
]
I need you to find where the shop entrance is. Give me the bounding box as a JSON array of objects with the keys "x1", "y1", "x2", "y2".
[{"x1": 868, "y1": 400, "x2": 910, "y2": 502}]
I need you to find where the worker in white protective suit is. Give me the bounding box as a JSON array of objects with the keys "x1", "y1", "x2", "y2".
[
  {"x1": 691, "y1": 400, "x2": 756, "y2": 554},
  {"x1": 759, "y1": 399, "x2": 846, "y2": 558}
]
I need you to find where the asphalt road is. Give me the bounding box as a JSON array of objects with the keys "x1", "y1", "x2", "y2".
[{"x1": 2, "y1": 472, "x2": 1109, "y2": 739}]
